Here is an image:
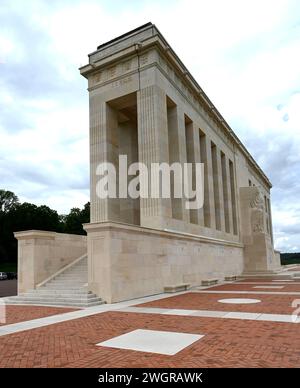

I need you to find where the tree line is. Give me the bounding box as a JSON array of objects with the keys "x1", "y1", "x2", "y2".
[{"x1": 0, "y1": 189, "x2": 90, "y2": 264}]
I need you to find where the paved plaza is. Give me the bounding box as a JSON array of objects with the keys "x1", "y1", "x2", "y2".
[{"x1": 0, "y1": 274, "x2": 299, "y2": 368}]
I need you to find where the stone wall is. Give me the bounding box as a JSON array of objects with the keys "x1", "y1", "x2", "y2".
[
  {"x1": 14, "y1": 231, "x2": 87, "y2": 294},
  {"x1": 84, "y1": 222, "x2": 244, "y2": 303}
]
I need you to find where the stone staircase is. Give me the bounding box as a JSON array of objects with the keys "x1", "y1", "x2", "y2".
[{"x1": 5, "y1": 255, "x2": 105, "y2": 308}]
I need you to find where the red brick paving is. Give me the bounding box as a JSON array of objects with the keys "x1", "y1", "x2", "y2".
[
  {"x1": 0, "y1": 305, "x2": 77, "y2": 326},
  {"x1": 0, "y1": 311, "x2": 299, "y2": 368},
  {"x1": 135, "y1": 292, "x2": 299, "y2": 315},
  {"x1": 205, "y1": 283, "x2": 300, "y2": 292},
  {"x1": 238, "y1": 277, "x2": 297, "y2": 282}
]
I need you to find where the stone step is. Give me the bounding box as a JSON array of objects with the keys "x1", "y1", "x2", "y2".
[
  {"x1": 59, "y1": 267, "x2": 86, "y2": 270},
  {"x1": 58, "y1": 276, "x2": 87, "y2": 279},
  {"x1": 6, "y1": 299, "x2": 105, "y2": 308},
  {"x1": 47, "y1": 280, "x2": 87, "y2": 285},
  {"x1": 21, "y1": 292, "x2": 96, "y2": 299},
  {"x1": 44, "y1": 285, "x2": 88, "y2": 290},
  {"x1": 11, "y1": 255, "x2": 104, "y2": 307},
  {"x1": 8, "y1": 295, "x2": 102, "y2": 303},
  {"x1": 56, "y1": 272, "x2": 87, "y2": 276},
  {"x1": 30, "y1": 289, "x2": 91, "y2": 295},
  {"x1": 51, "y1": 278, "x2": 88, "y2": 282},
  {"x1": 50, "y1": 277, "x2": 87, "y2": 281}
]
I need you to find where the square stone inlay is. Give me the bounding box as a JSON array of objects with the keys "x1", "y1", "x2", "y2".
[{"x1": 96, "y1": 329, "x2": 204, "y2": 355}]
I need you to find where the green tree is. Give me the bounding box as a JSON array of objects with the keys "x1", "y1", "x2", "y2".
[
  {"x1": 0, "y1": 190, "x2": 19, "y2": 212},
  {"x1": 63, "y1": 202, "x2": 90, "y2": 235},
  {"x1": 0, "y1": 190, "x2": 90, "y2": 264},
  {"x1": 0, "y1": 201, "x2": 62, "y2": 263}
]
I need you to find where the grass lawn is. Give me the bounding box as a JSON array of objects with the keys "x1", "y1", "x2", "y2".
[{"x1": 0, "y1": 262, "x2": 17, "y2": 272}]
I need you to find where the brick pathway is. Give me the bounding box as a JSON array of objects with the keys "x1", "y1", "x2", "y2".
[
  {"x1": 0, "y1": 305, "x2": 77, "y2": 326},
  {"x1": 204, "y1": 283, "x2": 300, "y2": 292},
  {"x1": 0, "y1": 311, "x2": 299, "y2": 368},
  {"x1": 0, "y1": 274, "x2": 299, "y2": 368},
  {"x1": 135, "y1": 292, "x2": 299, "y2": 315},
  {"x1": 238, "y1": 277, "x2": 297, "y2": 282}
]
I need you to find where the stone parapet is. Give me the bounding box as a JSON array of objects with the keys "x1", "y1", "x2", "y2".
[{"x1": 14, "y1": 230, "x2": 87, "y2": 294}]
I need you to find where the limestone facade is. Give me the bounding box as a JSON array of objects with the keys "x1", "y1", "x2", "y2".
[
  {"x1": 77, "y1": 23, "x2": 280, "y2": 302},
  {"x1": 84, "y1": 222, "x2": 244, "y2": 303}
]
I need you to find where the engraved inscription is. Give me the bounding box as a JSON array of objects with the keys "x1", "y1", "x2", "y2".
[
  {"x1": 108, "y1": 65, "x2": 117, "y2": 78},
  {"x1": 123, "y1": 60, "x2": 131, "y2": 72}
]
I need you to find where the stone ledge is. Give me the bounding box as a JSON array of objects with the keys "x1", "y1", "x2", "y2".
[
  {"x1": 14, "y1": 230, "x2": 57, "y2": 240},
  {"x1": 83, "y1": 221, "x2": 244, "y2": 249},
  {"x1": 201, "y1": 279, "x2": 219, "y2": 286},
  {"x1": 164, "y1": 284, "x2": 190, "y2": 293},
  {"x1": 225, "y1": 276, "x2": 237, "y2": 281},
  {"x1": 14, "y1": 230, "x2": 87, "y2": 242}
]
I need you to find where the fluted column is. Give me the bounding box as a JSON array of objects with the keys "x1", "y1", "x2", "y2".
[
  {"x1": 89, "y1": 93, "x2": 120, "y2": 223},
  {"x1": 168, "y1": 106, "x2": 190, "y2": 223},
  {"x1": 185, "y1": 121, "x2": 204, "y2": 225},
  {"x1": 225, "y1": 156, "x2": 234, "y2": 234},
  {"x1": 137, "y1": 85, "x2": 172, "y2": 229},
  {"x1": 206, "y1": 138, "x2": 216, "y2": 230},
  {"x1": 217, "y1": 150, "x2": 226, "y2": 232}
]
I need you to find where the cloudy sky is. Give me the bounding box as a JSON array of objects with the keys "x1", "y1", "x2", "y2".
[{"x1": 0, "y1": 0, "x2": 299, "y2": 252}]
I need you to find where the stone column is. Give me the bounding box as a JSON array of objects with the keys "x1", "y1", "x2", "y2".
[
  {"x1": 168, "y1": 106, "x2": 190, "y2": 223},
  {"x1": 217, "y1": 149, "x2": 226, "y2": 232},
  {"x1": 185, "y1": 120, "x2": 204, "y2": 225},
  {"x1": 137, "y1": 85, "x2": 172, "y2": 229},
  {"x1": 206, "y1": 137, "x2": 216, "y2": 229},
  {"x1": 90, "y1": 93, "x2": 120, "y2": 223},
  {"x1": 225, "y1": 156, "x2": 234, "y2": 234}
]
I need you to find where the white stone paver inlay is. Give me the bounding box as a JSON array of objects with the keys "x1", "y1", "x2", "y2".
[
  {"x1": 218, "y1": 298, "x2": 261, "y2": 304},
  {"x1": 253, "y1": 286, "x2": 284, "y2": 289},
  {"x1": 272, "y1": 280, "x2": 293, "y2": 282},
  {"x1": 97, "y1": 329, "x2": 204, "y2": 355},
  {"x1": 223, "y1": 312, "x2": 261, "y2": 320}
]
